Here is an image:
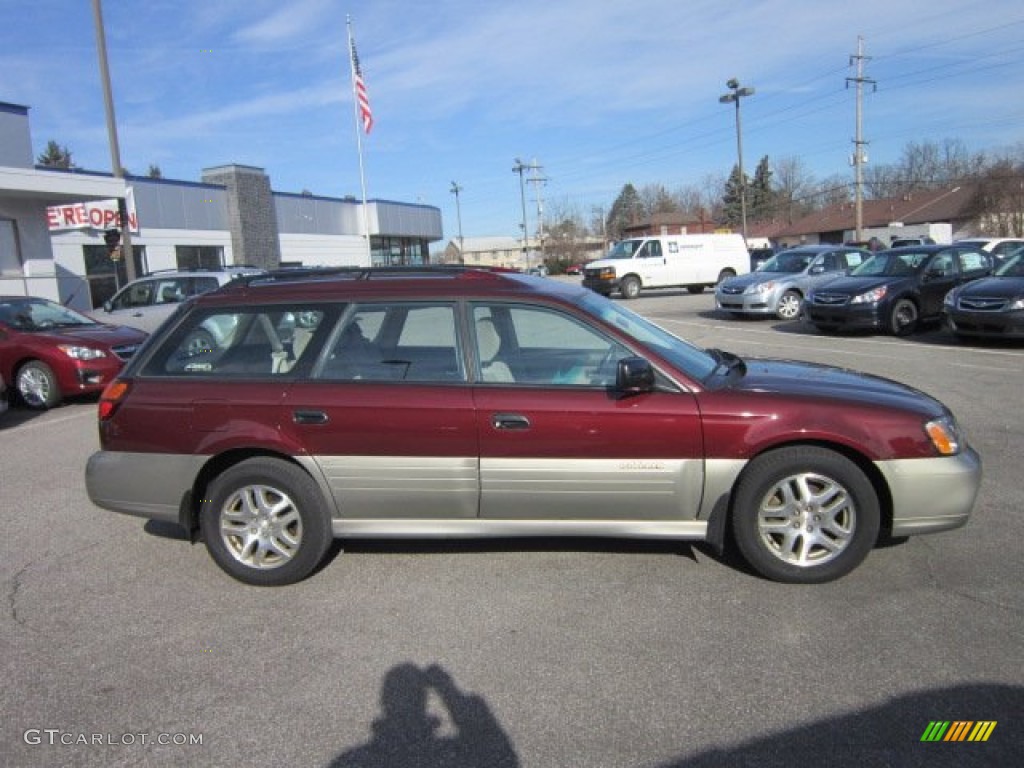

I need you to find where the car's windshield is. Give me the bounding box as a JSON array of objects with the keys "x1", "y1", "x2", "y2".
[
  {"x1": 757, "y1": 250, "x2": 815, "y2": 273},
  {"x1": 604, "y1": 240, "x2": 643, "y2": 260},
  {"x1": 0, "y1": 298, "x2": 97, "y2": 330},
  {"x1": 849, "y1": 250, "x2": 929, "y2": 277},
  {"x1": 577, "y1": 291, "x2": 719, "y2": 380},
  {"x1": 994, "y1": 252, "x2": 1024, "y2": 277}
]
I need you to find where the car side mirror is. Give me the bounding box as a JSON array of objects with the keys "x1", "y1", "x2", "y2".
[
  {"x1": 616, "y1": 356, "x2": 655, "y2": 394},
  {"x1": 103, "y1": 301, "x2": 113, "y2": 312},
  {"x1": 809, "y1": 265, "x2": 825, "y2": 274}
]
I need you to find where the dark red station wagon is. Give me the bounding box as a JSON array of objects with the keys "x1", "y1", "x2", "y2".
[{"x1": 86, "y1": 267, "x2": 981, "y2": 586}]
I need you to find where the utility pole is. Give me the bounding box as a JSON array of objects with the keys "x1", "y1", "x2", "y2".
[
  {"x1": 449, "y1": 181, "x2": 464, "y2": 263},
  {"x1": 91, "y1": 0, "x2": 136, "y2": 281},
  {"x1": 847, "y1": 35, "x2": 876, "y2": 243},
  {"x1": 526, "y1": 159, "x2": 547, "y2": 262},
  {"x1": 512, "y1": 158, "x2": 530, "y2": 269}
]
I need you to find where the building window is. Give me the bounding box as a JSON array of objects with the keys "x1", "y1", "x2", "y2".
[
  {"x1": 0, "y1": 219, "x2": 21, "y2": 276},
  {"x1": 175, "y1": 245, "x2": 224, "y2": 271}
]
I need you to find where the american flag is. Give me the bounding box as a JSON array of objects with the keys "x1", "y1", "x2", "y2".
[{"x1": 350, "y1": 36, "x2": 374, "y2": 134}]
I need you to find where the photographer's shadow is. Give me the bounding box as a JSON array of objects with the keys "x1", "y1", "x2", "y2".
[{"x1": 328, "y1": 663, "x2": 519, "y2": 768}]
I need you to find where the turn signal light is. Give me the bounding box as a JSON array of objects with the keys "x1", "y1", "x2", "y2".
[{"x1": 925, "y1": 417, "x2": 960, "y2": 456}]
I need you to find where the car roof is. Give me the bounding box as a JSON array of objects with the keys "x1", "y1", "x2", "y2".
[
  {"x1": 880, "y1": 244, "x2": 969, "y2": 253},
  {"x1": 776, "y1": 244, "x2": 864, "y2": 254}
]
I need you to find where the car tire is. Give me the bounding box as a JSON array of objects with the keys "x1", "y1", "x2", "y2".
[
  {"x1": 717, "y1": 269, "x2": 736, "y2": 284},
  {"x1": 200, "y1": 458, "x2": 333, "y2": 586},
  {"x1": 687, "y1": 285, "x2": 704, "y2": 294},
  {"x1": 776, "y1": 290, "x2": 802, "y2": 321},
  {"x1": 731, "y1": 446, "x2": 880, "y2": 583},
  {"x1": 15, "y1": 360, "x2": 61, "y2": 409},
  {"x1": 890, "y1": 298, "x2": 918, "y2": 336},
  {"x1": 620, "y1": 276, "x2": 641, "y2": 300},
  {"x1": 183, "y1": 328, "x2": 216, "y2": 357}
]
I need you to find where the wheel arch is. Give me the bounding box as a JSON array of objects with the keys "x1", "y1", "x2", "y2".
[
  {"x1": 181, "y1": 448, "x2": 332, "y2": 538},
  {"x1": 725, "y1": 438, "x2": 894, "y2": 542}
]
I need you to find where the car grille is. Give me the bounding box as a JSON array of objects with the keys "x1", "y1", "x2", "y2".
[
  {"x1": 957, "y1": 296, "x2": 1009, "y2": 312},
  {"x1": 810, "y1": 292, "x2": 849, "y2": 306},
  {"x1": 111, "y1": 344, "x2": 142, "y2": 361},
  {"x1": 719, "y1": 285, "x2": 745, "y2": 295}
]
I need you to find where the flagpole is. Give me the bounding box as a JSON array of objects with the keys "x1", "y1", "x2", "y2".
[{"x1": 347, "y1": 16, "x2": 372, "y2": 263}]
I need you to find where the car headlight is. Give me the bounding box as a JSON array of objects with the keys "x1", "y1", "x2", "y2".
[
  {"x1": 943, "y1": 291, "x2": 957, "y2": 307},
  {"x1": 750, "y1": 281, "x2": 775, "y2": 294},
  {"x1": 925, "y1": 415, "x2": 962, "y2": 456},
  {"x1": 58, "y1": 345, "x2": 107, "y2": 361},
  {"x1": 851, "y1": 285, "x2": 888, "y2": 304},
  {"x1": 1009, "y1": 298, "x2": 1024, "y2": 310}
]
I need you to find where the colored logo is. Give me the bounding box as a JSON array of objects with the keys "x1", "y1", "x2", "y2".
[{"x1": 921, "y1": 721, "x2": 997, "y2": 742}]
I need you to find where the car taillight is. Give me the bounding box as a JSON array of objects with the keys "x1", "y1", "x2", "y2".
[{"x1": 98, "y1": 379, "x2": 131, "y2": 421}]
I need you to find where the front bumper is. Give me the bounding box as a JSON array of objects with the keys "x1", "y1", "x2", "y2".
[
  {"x1": 944, "y1": 308, "x2": 1024, "y2": 338},
  {"x1": 804, "y1": 301, "x2": 885, "y2": 330},
  {"x1": 875, "y1": 447, "x2": 982, "y2": 537},
  {"x1": 715, "y1": 289, "x2": 781, "y2": 315},
  {"x1": 582, "y1": 275, "x2": 617, "y2": 295}
]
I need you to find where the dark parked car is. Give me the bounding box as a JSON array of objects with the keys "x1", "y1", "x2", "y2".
[
  {"x1": 804, "y1": 245, "x2": 992, "y2": 335},
  {"x1": 86, "y1": 267, "x2": 980, "y2": 586},
  {"x1": 943, "y1": 249, "x2": 1024, "y2": 339},
  {"x1": 0, "y1": 296, "x2": 147, "y2": 409}
]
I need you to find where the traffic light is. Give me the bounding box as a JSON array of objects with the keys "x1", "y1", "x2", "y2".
[{"x1": 103, "y1": 228, "x2": 122, "y2": 261}]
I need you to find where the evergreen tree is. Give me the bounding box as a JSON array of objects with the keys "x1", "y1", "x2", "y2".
[
  {"x1": 721, "y1": 165, "x2": 747, "y2": 229},
  {"x1": 147, "y1": 164, "x2": 163, "y2": 178},
  {"x1": 749, "y1": 155, "x2": 775, "y2": 221},
  {"x1": 605, "y1": 183, "x2": 643, "y2": 241},
  {"x1": 36, "y1": 140, "x2": 74, "y2": 169}
]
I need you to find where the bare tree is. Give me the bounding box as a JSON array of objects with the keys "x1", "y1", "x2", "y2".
[
  {"x1": 773, "y1": 156, "x2": 817, "y2": 223},
  {"x1": 637, "y1": 183, "x2": 680, "y2": 217},
  {"x1": 971, "y1": 159, "x2": 1024, "y2": 236}
]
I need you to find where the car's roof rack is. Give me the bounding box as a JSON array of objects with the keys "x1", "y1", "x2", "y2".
[
  {"x1": 143, "y1": 266, "x2": 263, "y2": 276},
  {"x1": 236, "y1": 264, "x2": 515, "y2": 287}
]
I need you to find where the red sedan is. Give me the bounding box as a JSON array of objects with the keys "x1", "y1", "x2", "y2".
[{"x1": 0, "y1": 296, "x2": 147, "y2": 409}]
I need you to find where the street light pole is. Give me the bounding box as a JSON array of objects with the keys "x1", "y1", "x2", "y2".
[
  {"x1": 719, "y1": 78, "x2": 755, "y2": 240},
  {"x1": 512, "y1": 158, "x2": 529, "y2": 269},
  {"x1": 450, "y1": 181, "x2": 464, "y2": 263}
]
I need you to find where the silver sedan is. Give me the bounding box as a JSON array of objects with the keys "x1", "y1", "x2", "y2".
[{"x1": 716, "y1": 245, "x2": 870, "y2": 320}]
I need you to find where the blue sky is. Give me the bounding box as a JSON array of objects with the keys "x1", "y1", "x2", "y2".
[{"x1": 3, "y1": 0, "x2": 1024, "y2": 244}]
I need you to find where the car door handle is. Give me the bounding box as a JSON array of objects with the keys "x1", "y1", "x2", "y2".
[
  {"x1": 293, "y1": 410, "x2": 329, "y2": 425},
  {"x1": 491, "y1": 412, "x2": 530, "y2": 430}
]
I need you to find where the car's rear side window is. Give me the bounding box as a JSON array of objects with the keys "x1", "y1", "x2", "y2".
[
  {"x1": 143, "y1": 306, "x2": 329, "y2": 378},
  {"x1": 314, "y1": 302, "x2": 465, "y2": 383}
]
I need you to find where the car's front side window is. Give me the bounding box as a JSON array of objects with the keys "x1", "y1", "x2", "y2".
[
  {"x1": 472, "y1": 303, "x2": 630, "y2": 386},
  {"x1": 111, "y1": 280, "x2": 155, "y2": 310}
]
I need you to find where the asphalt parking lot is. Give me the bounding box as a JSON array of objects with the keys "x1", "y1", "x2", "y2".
[{"x1": 2, "y1": 285, "x2": 1022, "y2": 768}]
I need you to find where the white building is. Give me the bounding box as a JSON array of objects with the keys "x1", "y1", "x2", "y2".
[{"x1": 1, "y1": 100, "x2": 443, "y2": 312}]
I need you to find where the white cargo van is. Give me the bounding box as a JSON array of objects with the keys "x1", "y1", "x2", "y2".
[{"x1": 582, "y1": 234, "x2": 750, "y2": 299}]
